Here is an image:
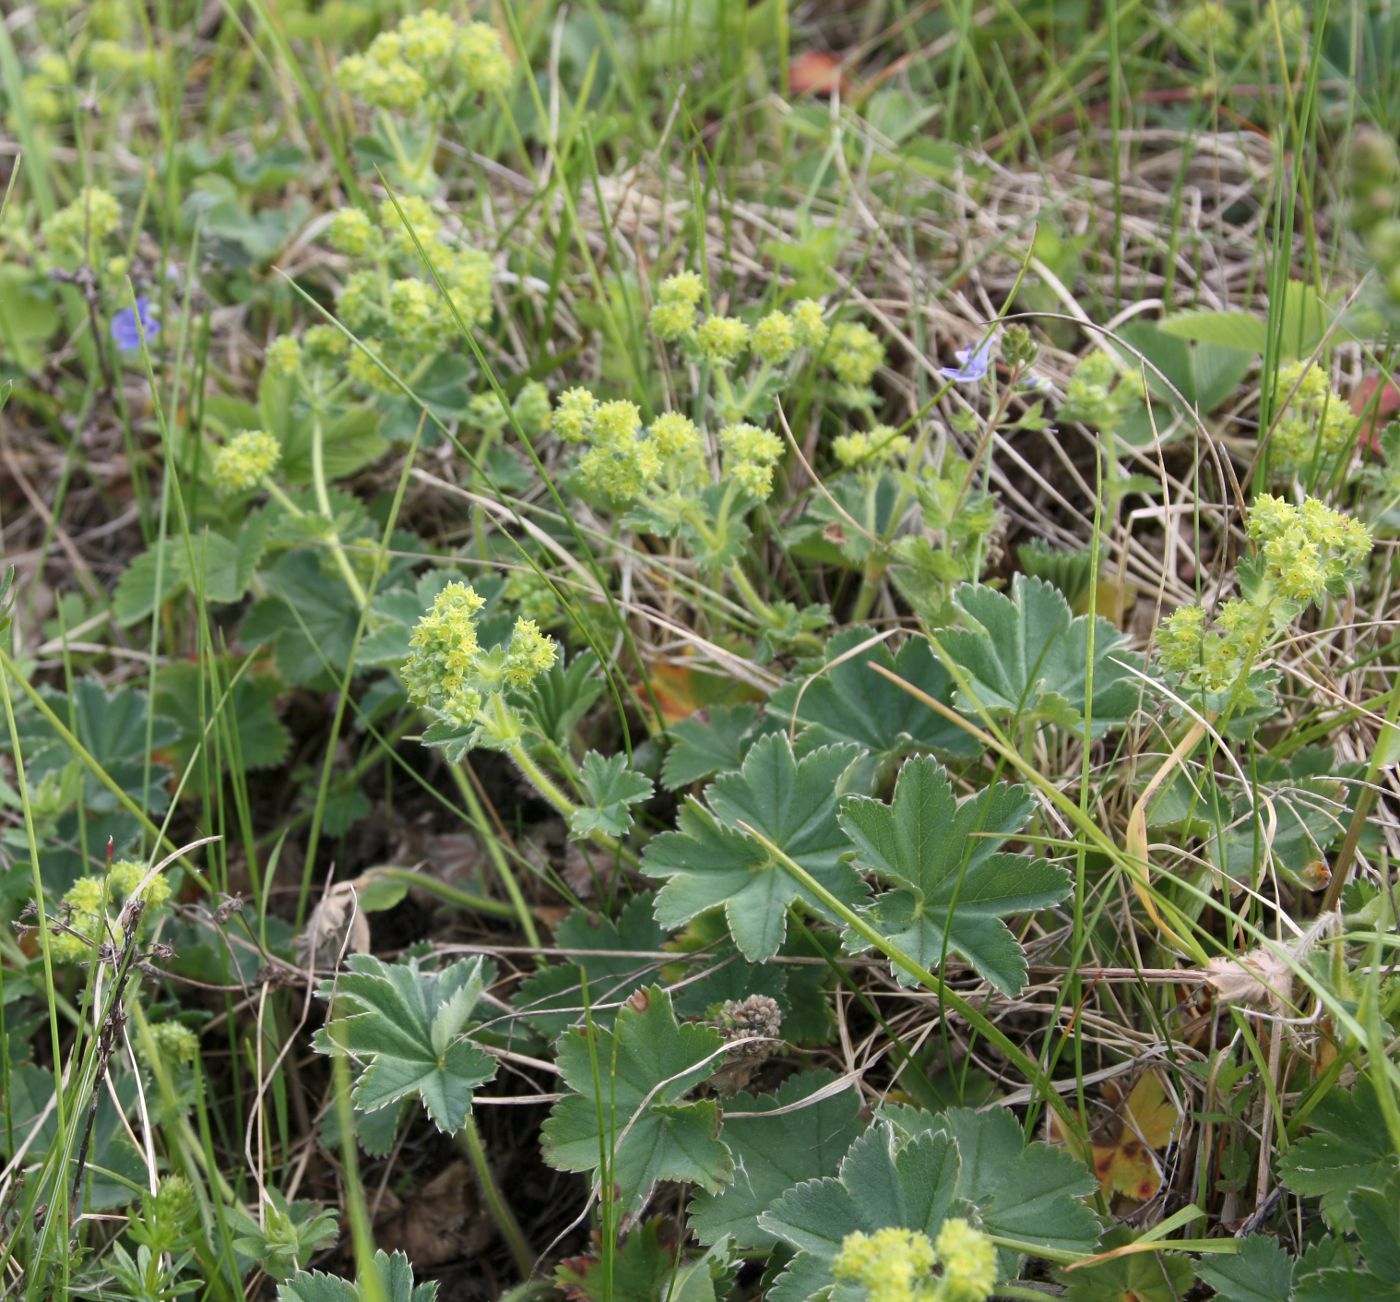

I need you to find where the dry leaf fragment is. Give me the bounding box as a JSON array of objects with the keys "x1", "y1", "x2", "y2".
[
  {"x1": 374, "y1": 1160, "x2": 489, "y2": 1266},
  {"x1": 296, "y1": 880, "x2": 370, "y2": 969},
  {"x1": 1051, "y1": 1071, "x2": 1180, "y2": 1203}
]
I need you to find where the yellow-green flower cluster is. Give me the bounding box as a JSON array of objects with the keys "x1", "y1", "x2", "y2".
[
  {"x1": 150, "y1": 1174, "x2": 196, "y2": 1229},
  {"x1": 266, "y1": 335, "x2": 301, "y2": 377},
  {"x1": 719, "y1": 421, "x2": 783, "y2": 499},
  {"x1": 931, "y1": 1219, "x2": 998, "y2": 1302},
  {"x1": 553, "y1": 387, "x2": 786, "y2": 504},
  {"x1": 696, "y1": 314, "x2": 751, "y2": 368},
  {"x1": 1157, "y1": 495, "x2": 1372, "y2": 694},
  {"x1": 336, "y1": 10, "x2": 509, "y2": 113},
  {"x1": 50, "y1": 859, "x2": 171, "y2": 962},
  {"x1": 827, "y1": 322, "x2": 884, "y2": 388},
  {"x1": 1156, "y1": 599, "x2": 1267, "y2": 694},
  {"x1": 1272, "y1": 362, "x2": 1355, "y2": 473},
  {"x1": 503, "y1": 618, "x2": 557, "y2": 685},
  {"x1": 833, "y1": 424, "x2": 912, "y2": 472},
  {"x1": 554, "y1": 387, "x2": 598, "y2": 443},
  {"x1": 304, "y1": 325, "x2": 349, "y2": 361},
  {"x1": 651, "y1": 271, "x2": 704, "y2": 340},
  {"x1": 379, "y1": 195, "x2": 440, "y2": 256},
  {"x1": 212, "y1": 431, "x2": 281, "y2": 496},
  {"x1": 1058, "y1": 350, "x2": 1139, "y2": 433},
  {"x1": 649, "y1": 273, "x2": 827, "y2": 371},
  {"x1": 325, "y1": 200, "x2": 493, "y2": 360},
  {"x1": 1347, "y1": 128, "x2": 1400, "y2": 315},
  {"x1": 20, "y1": 53, "x2": 71, "y2": 124},
  {"x1": 1177, "y1": 1, "x2": 1239, "y2": 52},
  {"x1": 834, "y1": 1228, "x2": 936, "y2": 1302},
  {"x1": 1247, "y1": 493, "x2": 1373, "y2": 605},
  {"x1": 832, "y1": 1220, "x2": 996, "y2": 1302},
  {"x1": 149, "y1": 1021, "x2": 200, "y2": 1065},
  {"x1": 327, "y1": 206, "x2": 376, "y2": 256},
  {"x1": 468, "y1": 381, "x2": 552, "y2": 438},
  {"x1": 42, "y1": 187, "x2": 122, "y2": 266},
  {"x1": 791, "y1": 298, "x2": 829, "y2": 348},
  {"x1": 577, "y1": 400, "x2": 663, "y2": 502},
  {"x1": 502, "y1": 568, "x2": 563, "y2": 628},
  {"x1": 346, "y1": 342, "x2": 400, "y2": 395},
  {"x1": 402, "y1": 581, "x2": 488, "y2": 723},
  {"x1": 752, "y1": 310, "x2": 797, "y2": 363},
  {"x1": 401, "y1": 581, "x2": 559, "y2": 727},
  {"x1": 18, "y1": 2, "x2": 157, "y2": 125},
  {"x1": 650, "y1": 411, "x2": 705, "y2": 465}
]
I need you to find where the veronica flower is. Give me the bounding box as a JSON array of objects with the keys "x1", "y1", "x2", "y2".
[
  {"x1": 111, "y1": 297, "x2": 159, "y2": 351},
  {"x1": 940, "y1": 332, "x2": 997, "y2": 383}
]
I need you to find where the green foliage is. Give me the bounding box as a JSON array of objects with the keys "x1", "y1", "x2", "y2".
[
  {"x1": 1059, "y1": 1228, "x2": 1195, "y2": 1300},
  {"x1": 759, "y1": 1112, "x2": 1098, "y2": 1302},
  {"x1": 512, "y1": 894, "x2": 668, "y2": 1037},
  {"x1": 1161, "y1": 281, "x2": 1335, "y2": 360},
  {"x1": 569, "y1": 750, "x2": 653, "y2": 839},
  {"x1": 1279, "y1": 1079, "x2": 1400, "y2": 1230},
  {"x1": 687, "y1": 1071, "x2": 863, "y2": 1250},
  {"x1": 840, "y1": 756, "x2": 1069, "y2": 995},
  {"x1": 642, "y1": 735, "x2": 870, "y2": 960},
  {"x1": 882, "y1": 1106, "x2": 1102, "y2": 1262},
  {"x1": 542, "y1": 985, "x2": 733, "y2": 1209},
  {"x1": 1196, "y1": 1236, "x2": 1296, "y2": 1302},
  {"x1": 3, "y1": 3, "x2": 1394, "y2": 1297},
  {"x1": 277, "y1": 1250, "x2": 437, "y2": 1302},
  {"x1": 940, "y1": 575, "x2": 1145, "y2": 736},
  {"x1": 662, "y1": 703, "x2": 770, "y2": 790},
  {"x1": 313, "y1": 954, "x2": 498, "y2": 1134},
  {"x1": 230, "y1": 1189, "x2": 339, "y2": 1281},
  {"x1": 767, "y1": 628, "x2": 978, "y2": 776},
  {"x1": 555, "y1": 1219, "x2": 731, "y2": 1301}
]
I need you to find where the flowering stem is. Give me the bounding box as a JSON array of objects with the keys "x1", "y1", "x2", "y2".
[
  {"x1": 738, "y1": 362, "x2": 773, "y2": 416},
  {"x1": 262, "y1": 480, "x2": 304, "y2": 518},
  {"x1": 309, "y1": 409, "x2": 370, "y2": 609},
  {"x1": 445, "y1": 762, "x2": 541, "y2": 950},
  {"x1": 849, "y1": 561, "x2": 885, "y2": 624},
  {"x1": 505, "y1": 740, "x2": 578, "y2": 819},
  {"x1": 457, "y1": 1116, "x2": 534, "y2": 1278}
]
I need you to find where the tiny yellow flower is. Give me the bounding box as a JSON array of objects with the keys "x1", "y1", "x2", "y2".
[
  {"x1": 554, "y1": 387, "x2": 598, "y2": 443},
  {"x1": 752, "y1": 310, "x2": 796, "y2": 363},
  {"x1": 326, "y1": 206, "x2": 376, "y2": 256},
  {"x1": 696, "y1": 314, "x2": 751, "y2": 367},
  {"x1": 212, "y1": 431, "x2": 281, "y2": 496},
  {"x1": 266, "y1": 335, "x2": 300, "y2": 377},
  {"x1": 790, "y1": 298, "x2": 828, "y2": 348}
]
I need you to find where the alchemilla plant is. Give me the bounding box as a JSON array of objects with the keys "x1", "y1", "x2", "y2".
[{"x1": 2, "y1": 1, "x2": 1398, "y2": 1299}]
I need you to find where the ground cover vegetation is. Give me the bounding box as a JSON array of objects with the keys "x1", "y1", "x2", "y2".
[{"x1": 1, "y1": 0, "x2": 1399, "y2": 1297}]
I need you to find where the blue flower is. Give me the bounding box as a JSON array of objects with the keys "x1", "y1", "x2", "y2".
[
  {"x1": 939, "y1": 332, "x2": 997, "y2": 383},
  {"x1": 111, "y1": 297, "x2": 159, "y2": 351}
]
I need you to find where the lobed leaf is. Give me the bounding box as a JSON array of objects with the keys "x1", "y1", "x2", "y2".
[
  {"x1": 840, "y1": 755, "x2": 1069, "y2": 995},
  {"x1": 642, "y1": 734, "x2": 870, "y2": 960},
  {"x1": 313, "y1": 953, "x2": 498, "y2": 1134},
  {"x1": 541, "y1": 985, "x2": 733, "y2": 1209}
]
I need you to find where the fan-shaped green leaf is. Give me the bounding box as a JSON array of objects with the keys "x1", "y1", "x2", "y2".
[
  {"x1": 541, "y1": 986, "x2": 733, "y2": 1210},
  {"x1": 940, "y1": 575, "x2": 1144, "y2": 736},
  {"x1": 642, "y1": 735, "x2": 871, "y2": 960},
  {"x1": 840, "y1": 756, "x2": 1068, "y2": 995},
  {"x1": 312, "y1": 954, "x2": 497, "y2": 1134}
]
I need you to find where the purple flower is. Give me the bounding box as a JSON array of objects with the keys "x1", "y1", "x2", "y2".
[
  {"x1": 1018, "y1": 372, "x2": 1051, "y2": 392},
  {"x1": 111, "y1": 297, "x2": 159, "y2": 351},
  {"x1": 940, "y1": 332, "x2": 997, "y2": 383}
]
